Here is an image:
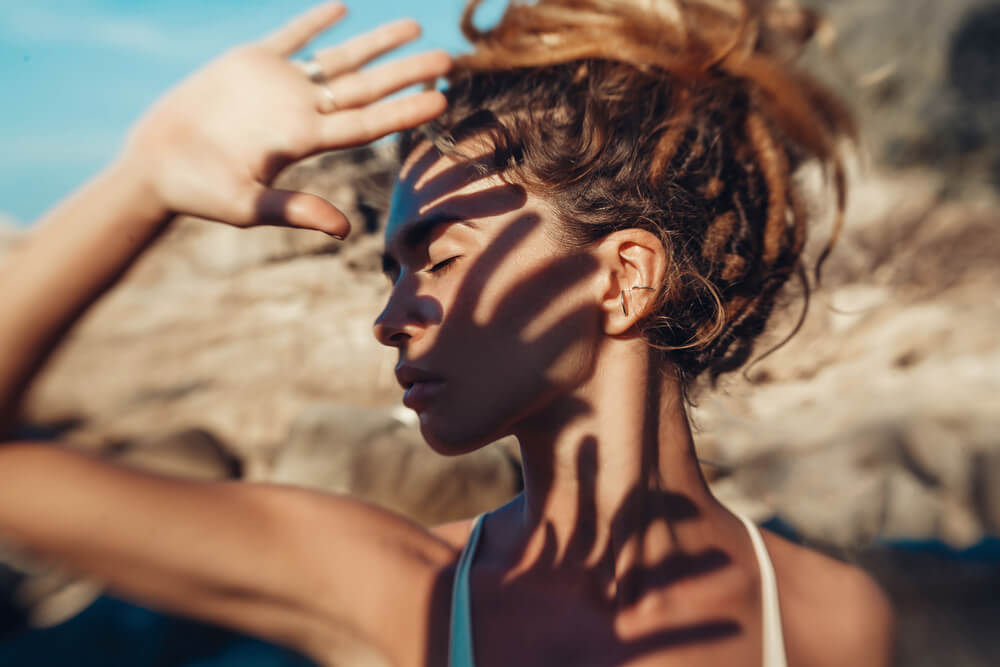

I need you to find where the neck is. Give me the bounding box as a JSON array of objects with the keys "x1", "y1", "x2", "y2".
[{"x1": 498, "y1": 339, "x2": 724, "y2": 600}]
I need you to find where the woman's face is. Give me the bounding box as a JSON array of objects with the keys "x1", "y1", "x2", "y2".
[{"x1": 374, "y1": 143, "x2": 604, "y2": 454}]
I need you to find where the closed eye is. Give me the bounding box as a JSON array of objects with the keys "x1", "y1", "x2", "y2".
[{"x1": 427, "y1": 256, "x2": 460, "y2": 275}]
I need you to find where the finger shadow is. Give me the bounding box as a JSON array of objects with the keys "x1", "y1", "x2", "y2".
[{"x1": 391, "y1": 148, "x2": 744, "y2": 665}]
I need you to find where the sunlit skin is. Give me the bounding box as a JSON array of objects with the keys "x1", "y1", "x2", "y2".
[
  {"x1": 0, "y1": 4, "x2": 894, "y2": 667},
  {"x1": 377, "y1": 143, "x2": 780, "y2": 660},
  {"x1": 377, "y1": 143, "x2": 599, "y2": 452}
]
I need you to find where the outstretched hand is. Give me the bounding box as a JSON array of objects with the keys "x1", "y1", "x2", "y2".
[{"x1": 121, "y1": 3, "x2": 451, "y2": 237}]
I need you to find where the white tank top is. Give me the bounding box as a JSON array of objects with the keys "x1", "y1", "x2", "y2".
[{"x1": 448, "y1": 512, "x2": 788, "y2": 667}]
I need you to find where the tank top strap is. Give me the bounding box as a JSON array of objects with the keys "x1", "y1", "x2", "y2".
[
  {"x1": 449, "y1": 513, "x2": 786, "y2": 667},
  {"x1": 736, "y1": 513, "x2": 788, "y2": 667},
  {"x1": 449, "y1": 513, "x2": 487, "y2": 667}
]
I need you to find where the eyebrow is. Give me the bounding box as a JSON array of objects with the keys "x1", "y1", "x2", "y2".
[{"x1": 381, "y1": 216, "x2": 479, "y2": 276}]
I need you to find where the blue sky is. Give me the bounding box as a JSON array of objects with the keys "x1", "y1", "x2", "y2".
[{"x1": 0, "y1": 1, "x2": 505, "y2": 224}]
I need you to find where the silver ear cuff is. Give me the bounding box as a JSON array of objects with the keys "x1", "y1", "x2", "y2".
[{"x1": 621, "y1": 286, "x2": 656, "y2": 316}]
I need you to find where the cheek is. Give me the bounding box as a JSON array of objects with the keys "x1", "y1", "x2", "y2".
[
  {"x1": 420, "y1": 328, "x2": 600, "y2": 454},
  {"x1": 472, "y1": 263, "x2": 601, "y2": 398},
  {"x1": 420, "y1": 282, "x2": 603, "y2": 451},
  {"x1": 471, "y1": 239, "x2": 596, "y2": 333},
  {"x1": 414, "y1": 239, "x2": 603, "y2": 449},
  {"x1": 537, "y1": 327, "x2": 601, "y2": 389}
]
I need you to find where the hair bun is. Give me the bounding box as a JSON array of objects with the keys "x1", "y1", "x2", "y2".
[
  {"x1": 460, "y1": 0, "x2": 825, "y2": 76},
  {"x1": 459, "y1": 0, "x2": 855, "y2": 273},
  {"x1": 419, "y1": 0, "x2": 857, "y2": 388}
]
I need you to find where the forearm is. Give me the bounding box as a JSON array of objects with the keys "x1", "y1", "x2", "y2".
[
  {"x1": 0, "y1": 443, "x2": 318, "y2": 648},
  {"x1": 0, "y1": 7, "x2": 454, "y2": 659},
  {"x1": 0, "y1": 6, "x2": 450, "y2": 433},
  {"x1": 0, "y1": 442, "x2": 452, "y2": 663},
  {"x1": 0, "y1": 157, "x2": 168, "y2": 431}
]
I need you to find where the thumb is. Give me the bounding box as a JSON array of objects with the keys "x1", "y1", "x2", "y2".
[{"x1": 254, "y1": 187, "x2": 351, "y2": 238}]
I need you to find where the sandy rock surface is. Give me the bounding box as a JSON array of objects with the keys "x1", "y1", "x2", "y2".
[
  {"x1": 2, "y1": 0, "x2": 995, "y2": 552},
  {"x1": 805, "y1": 0, "x2": 1000, "y2": 190},
  {"x1": 10, "y1": 155, "x2": 996, "y2": 551},
  {"x1": 1, "y1": 2, "x2": 998, "y2": 660},
  {"x1": 19, "y1": 146, "x2": 404, "y2": 459},
  {"x1": 0, "y1": 216, "x2": 21, "y2": 256},
  {"x1": 267, "y1": 404, "x2": 521, "y2": 526},
  {"x1": 698, "y1": 170, "x2": 1000, "y2": 548}
]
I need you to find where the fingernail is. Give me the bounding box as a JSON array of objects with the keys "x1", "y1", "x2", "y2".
[{"x1": 331, "y1": 234, "x2": 345, "y2": 241}]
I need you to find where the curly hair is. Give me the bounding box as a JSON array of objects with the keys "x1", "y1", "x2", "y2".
[{"x1": 399, "y1": 0, "x2": 855, "y2": 392}]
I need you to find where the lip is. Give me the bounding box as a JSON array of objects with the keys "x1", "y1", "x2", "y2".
[
  {"x1": 395, "y1": 364, "x2": 446, "y2": 411},
  {"x1": 402, "y1": 379, "x2": 446, "y2": 411}
]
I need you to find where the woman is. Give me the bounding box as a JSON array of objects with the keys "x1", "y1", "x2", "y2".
[{"x1": 0, "y1": 1, "x2": 893, "y2": 665}]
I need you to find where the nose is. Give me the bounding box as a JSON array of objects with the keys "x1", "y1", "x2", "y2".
[{"x1": 373, "y1": 283, "x2": 432, "y2": 348}]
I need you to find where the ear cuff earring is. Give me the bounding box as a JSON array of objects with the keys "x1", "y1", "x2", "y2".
[{"x1": 621, "y1": 286, "x2": 656, "y2": 316}]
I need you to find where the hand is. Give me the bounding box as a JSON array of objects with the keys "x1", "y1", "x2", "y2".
[{"x1": 120, "y1": 3, "x2": 451, "y2": 237}]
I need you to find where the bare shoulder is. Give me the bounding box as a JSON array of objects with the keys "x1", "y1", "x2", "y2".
[
  {"x1": 236, "y1": 484, "x2": 461, "y2": 666},
  {"x1": 431, "y1": 517, "x2": 477, "y2": 549},
  {"x1": 762, "y1": 530, "x2": 895, "y2": 667},
  {"x1": 0, "y1": 446, "x2": 459, "y2": 667}
]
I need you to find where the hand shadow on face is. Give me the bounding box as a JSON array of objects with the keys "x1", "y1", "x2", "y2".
[{"x1": 387, "y1": 148, "x2": 740, "y2": 666}]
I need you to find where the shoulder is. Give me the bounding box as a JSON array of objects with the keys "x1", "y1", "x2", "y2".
[
  {"x1": 242, "y1": 484, "x2": 460, "y2": 666},
  {"x1": 431, "y1": 517, "x2": 478, "y2": 549},
  {"x1": 763, "y1": 530, "x2": 895, "y2": 667}
]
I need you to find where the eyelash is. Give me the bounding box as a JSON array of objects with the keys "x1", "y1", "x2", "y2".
[{"x1": 427, "y1": 256, "x2": 460, "y2": 275}]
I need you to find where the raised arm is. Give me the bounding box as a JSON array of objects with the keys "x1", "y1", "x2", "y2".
[
  {"x1": 0, "y1": 3, "x2": 449, "y2": 429},
  {"x1": 0, "y1": 447, "x2": 454, "y2": 663},
  {"x1": 0, "y1": 4, "x2": 454, "y2": 664}
]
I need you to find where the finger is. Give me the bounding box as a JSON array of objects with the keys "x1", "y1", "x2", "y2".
[
  {"x1": 261, "y1": 2, "x2": 347, "y2": 56},
  {"x1": 320, "y1": 90, "x2": 447, "y2": 147},
  {"x1": 313, "y1": 19, "x2": 422, "y2": 77},
  {"x1": 254, "y1": 187, "x2": 351, "y2": 238},
  {"x1": 324, "y1": 50, "x2": 452, "y2": 110}
]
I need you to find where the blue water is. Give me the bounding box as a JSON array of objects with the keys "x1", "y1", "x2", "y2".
[
  {"x1": 887, "y1": 537, "x2": 1000, "y2": 562},
  {"x1": 762, "y1": 516, "x2": 1000, "y2": 563},
  {"x1": 0, "y1": 596, "x2": 315, "y2": 667}
]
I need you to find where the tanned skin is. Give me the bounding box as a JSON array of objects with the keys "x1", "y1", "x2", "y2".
[{"x1": 0, "y1": 4, "x2": 893, "y2": 666}]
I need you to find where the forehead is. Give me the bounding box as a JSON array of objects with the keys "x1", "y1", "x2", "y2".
[{"x1": 385, "y1": 143, "x2": 515, "y2": 245}]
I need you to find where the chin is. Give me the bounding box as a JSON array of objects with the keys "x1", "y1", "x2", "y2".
[{"x1": 416, "y1": 411, "x2": 509, "y2": 457}]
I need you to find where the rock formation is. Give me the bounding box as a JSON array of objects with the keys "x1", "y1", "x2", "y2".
[
  {"x1": 3, "y1": 0, "x2": 996, "y2": 551},
  {"x1": 1, "y1": 1, "x2": 998, "y2": 663},
  {"x1": 805, "y1": 0, "x2": 1000, "y2": 190},
  {"x1": 10, "y1": 158, "x2": 998, "y2": 556},
  {"x1": 699, "y1": 168, "x2": 1000, "y2": 548}
]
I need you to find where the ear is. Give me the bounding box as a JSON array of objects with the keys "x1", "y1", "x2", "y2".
[{"x1": 594, "y1": 228, "x2": 668, "y2": 336}]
